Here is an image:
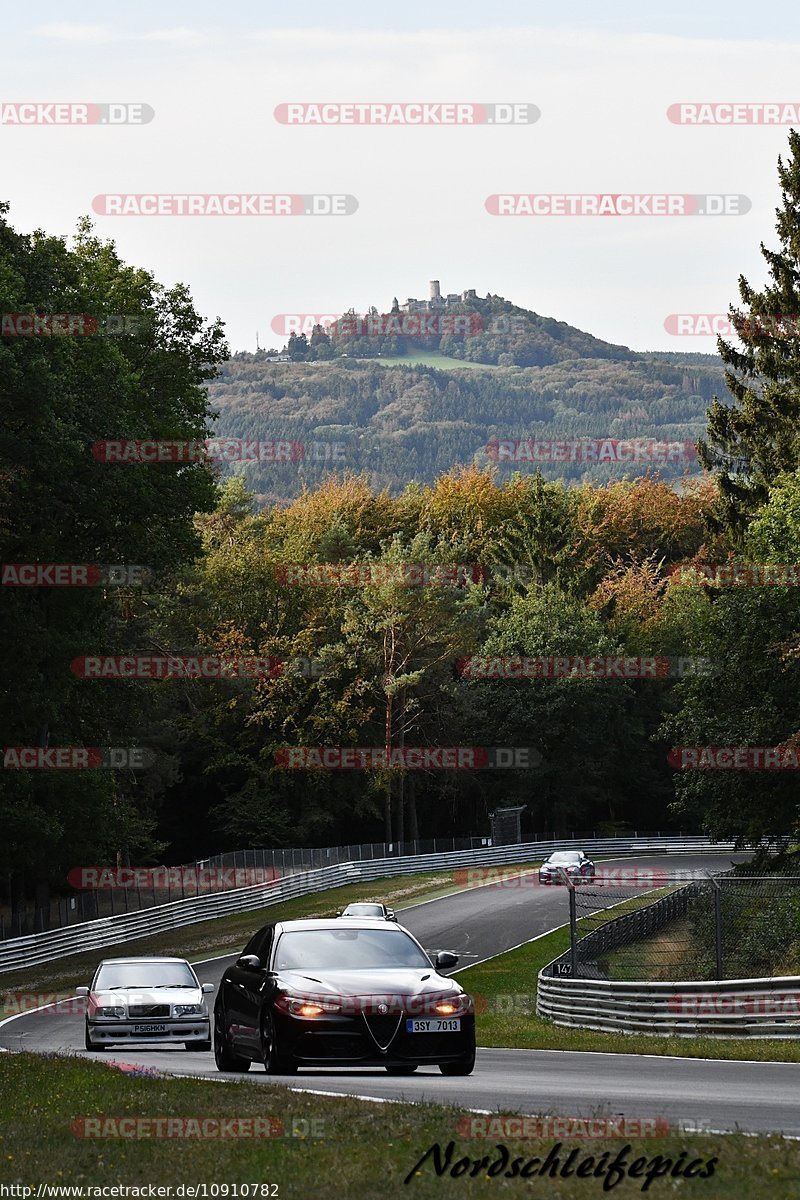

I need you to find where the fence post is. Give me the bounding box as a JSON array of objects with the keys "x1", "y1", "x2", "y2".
[
  {"x1": 710, "y1": 876, "x2": 723, "y2": 979},
  {"x1": 568, "y1": 875, "x2": 578, "y2": 977}
]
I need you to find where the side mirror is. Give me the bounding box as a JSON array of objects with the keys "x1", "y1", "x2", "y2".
[
  {"x1": 201, "y1": 982, "x2": 215, "y2": 993},
  {"x1": 75, "y1": 986, "x2": 89, "y2": 996},
  {"x1": 335, "y1": 911, "x2": 342, "y2": 917},
  {"x1": 236, "y1": 954, "x2": 263, "y2": 970},
  {"x1": 387, "y1": 910, "x2": 396, "y2": 921},
  {"x1": 435, "y1": 951, "x2": 459, "y2": 971}
]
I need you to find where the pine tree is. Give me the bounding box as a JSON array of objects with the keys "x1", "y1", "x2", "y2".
[{"x1": 700, "y1": 129, "x2": 800, "y2": 534}]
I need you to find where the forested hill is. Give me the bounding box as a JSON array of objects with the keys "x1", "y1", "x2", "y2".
[{"x1": 207, "y1": 297, "x2": 730, "y2": 503}]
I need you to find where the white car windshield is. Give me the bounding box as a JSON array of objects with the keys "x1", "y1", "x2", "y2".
[
  {"x1": 548, "y1": 853, "x2": 583, "y2": 864},
  {"x1": 94, "y1": 962, "x2": 198, "y2": 990},
  {"x1": 343, "y1": 904, "x2": 384, "y2": 916},
  {"x1": 275, "y1": 928, "x2": 429, "y2": 971}
]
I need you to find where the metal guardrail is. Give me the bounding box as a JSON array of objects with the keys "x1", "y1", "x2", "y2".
[
  {"x1": 536, "y1": 972, "x2": 800, "y2": 1038},
  {"x1": 0, "y1": 835, "x2": 740, "y2": 974}
]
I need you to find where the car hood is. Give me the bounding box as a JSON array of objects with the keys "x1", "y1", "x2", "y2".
[
  {"x1": 277, "y1": 969, "x2": 461, "y2": 999},
  {"x1": 90, "y1": 987, "x2": 203, "y2": 1007}
]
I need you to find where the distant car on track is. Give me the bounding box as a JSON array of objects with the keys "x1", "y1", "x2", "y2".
[
  {"x1": 538, "y1": 850, "x2": 595, "y2": 884},
  {"x1": 213, "y1": 917, "x2": 475, "y2": 1076},
  {"x1": 77, "y1": 956, "x2": 214, "y2": 1051},
  {"x1": 336, "y1": 902, "x2": 397, "y2": 921}
]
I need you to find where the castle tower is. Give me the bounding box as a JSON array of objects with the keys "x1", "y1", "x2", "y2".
[{"x1": 429, "y1": 280, "x2": 441, "y2": 301}]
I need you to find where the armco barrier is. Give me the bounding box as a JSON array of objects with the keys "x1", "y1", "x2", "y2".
[
  {"x1": 536, "y1": 972, "x2": 800, "y2": 1038},
  {"x1": 0, "y1": 836, "x2": 740, "y2": 973}
]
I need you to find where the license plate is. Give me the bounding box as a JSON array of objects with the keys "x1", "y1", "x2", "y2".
[
  {"x1": 406, "y1": 1018, "x2": 461, "y2": 1033},
  {"x1": 132, "y1": 1023, "x2": 167, "y2": 1034}
]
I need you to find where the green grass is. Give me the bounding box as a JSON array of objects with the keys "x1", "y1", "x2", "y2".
[
  {"x1": 1, "y1": 1054, "x2": 798, "y2": 1197},
  {"x1": 459, "y1": 923, "x2": 800, "y2": 1062}
]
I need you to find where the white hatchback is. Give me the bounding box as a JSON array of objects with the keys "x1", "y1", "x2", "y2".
[{"x1": 77, "y1": 956, "x2": 214, "y2": 1051}]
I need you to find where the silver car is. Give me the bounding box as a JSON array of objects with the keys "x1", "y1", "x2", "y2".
[
  {"x1": 336, "y1": 902, "x2": 397, "y2": 921},
  {"x1": 538, "y1": 850, "x2": 595, "y2": 885},
  {"x1": 77, "y1": 956, "x2": 214, "y2": 1051}
]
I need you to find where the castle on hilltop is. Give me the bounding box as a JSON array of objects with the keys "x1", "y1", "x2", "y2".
[{"x1": 399, "y1": 281, "x2": 478, "y2": 314}]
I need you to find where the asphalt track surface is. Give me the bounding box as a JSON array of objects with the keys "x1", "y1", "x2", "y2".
[{"x1": 5, "y1": 852, "x2": 800, "y2": 1136}]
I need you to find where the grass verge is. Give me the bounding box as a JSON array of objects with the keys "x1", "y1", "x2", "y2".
[{"x1": 1, "y1": 1053, "x2": 798, "y2": 1198}]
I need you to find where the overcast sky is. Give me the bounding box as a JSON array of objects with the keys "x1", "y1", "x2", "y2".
[{"x1": 3, "y1": 2, "x2": 800, "y2": 353}]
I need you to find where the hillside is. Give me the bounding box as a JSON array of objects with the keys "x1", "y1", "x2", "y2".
[{"x1": 206, "y1": 295, "x2": 730, "y2": 503}]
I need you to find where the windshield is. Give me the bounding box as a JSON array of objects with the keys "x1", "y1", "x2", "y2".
[
  {"x1": 343, "y1": 904, "x2": 383, "y2": 915},
  {"x1": 274, "y1": 928, "x2": 430, "y2": 971},
  {"x1": 94, "y1": 961, "x2": 198, "y2": 990},
  {"x1": 548, "y1": 853, "x2": 583, "y2": 864}
]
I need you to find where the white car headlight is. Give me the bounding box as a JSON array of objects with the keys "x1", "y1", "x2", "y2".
[
  {"x1": 99, "y1": 1006, "x2": 125, "y2": 1018},
  {"x1": 432, "y1": 993, "x2": 473, "y2": 1016},
  {"x1": 174, "y1": 1004, "x2": 203, "y2": 1017}
]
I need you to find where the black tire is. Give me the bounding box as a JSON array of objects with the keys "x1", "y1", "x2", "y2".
[
  {"x1": 439, "y1": 1050, "x2": 476, "y2": 1076},
  {"x1": 213, "y1": 1009, "x2": 250, "y2": 1073},
  {"x1": 385, "y1": 1064, "x2": 418, "y2": 1075},
  {"x1": 261, "y1": 1011, "x2": 297, "y2": 1075},
  {"x1": 84, "y1": 1022, "x2": 106, "y2": 1051}
]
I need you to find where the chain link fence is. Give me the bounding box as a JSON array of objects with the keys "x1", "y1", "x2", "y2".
[{"x1": 560, "y1": 868, "x2": 800, "y2": 982}]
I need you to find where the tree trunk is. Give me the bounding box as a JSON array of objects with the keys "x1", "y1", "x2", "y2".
[
  {"x1": 384, "y1": 690, "x2": 393, "y2": 842},
  {"x1": 408, "y1": 773, "x2": 419, "y2": 842}
]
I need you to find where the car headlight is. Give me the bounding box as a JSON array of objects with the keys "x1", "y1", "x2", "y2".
[
  {"x1": 174, "y1": 1004, "x2": 204, "y2": 1017},
  {"x1": 432, "y1": 993, "x2": 473, "y2": 1016},
  {"x1": 274, "y1": 993, "x2": 342, "y2": 1017},
  {"x1": 98, "y1": 1006, "x2": 125, "y2": 1018}
]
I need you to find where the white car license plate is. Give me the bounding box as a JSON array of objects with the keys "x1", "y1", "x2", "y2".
[
  {"x1": 406, "y1": 1018, "x2": 461, "y2": 1033},
  {"x1": 132, "y1": 1023, "x2": 167, "y2": 1034}
]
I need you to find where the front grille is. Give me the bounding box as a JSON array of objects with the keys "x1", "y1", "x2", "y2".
[
  {"x1": 128, "y1": 1004, "x2": 170, "y2": 1018},
  {"x1": 297, "y1": 1032, "x2": 367, "y2": 1058},
  {"x1": 396, "y1": 1031, "x2": 466, "y2": 1056},
  {"x1": 363, "y1": 1013, "x2": 402, "y2": 1049}
]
